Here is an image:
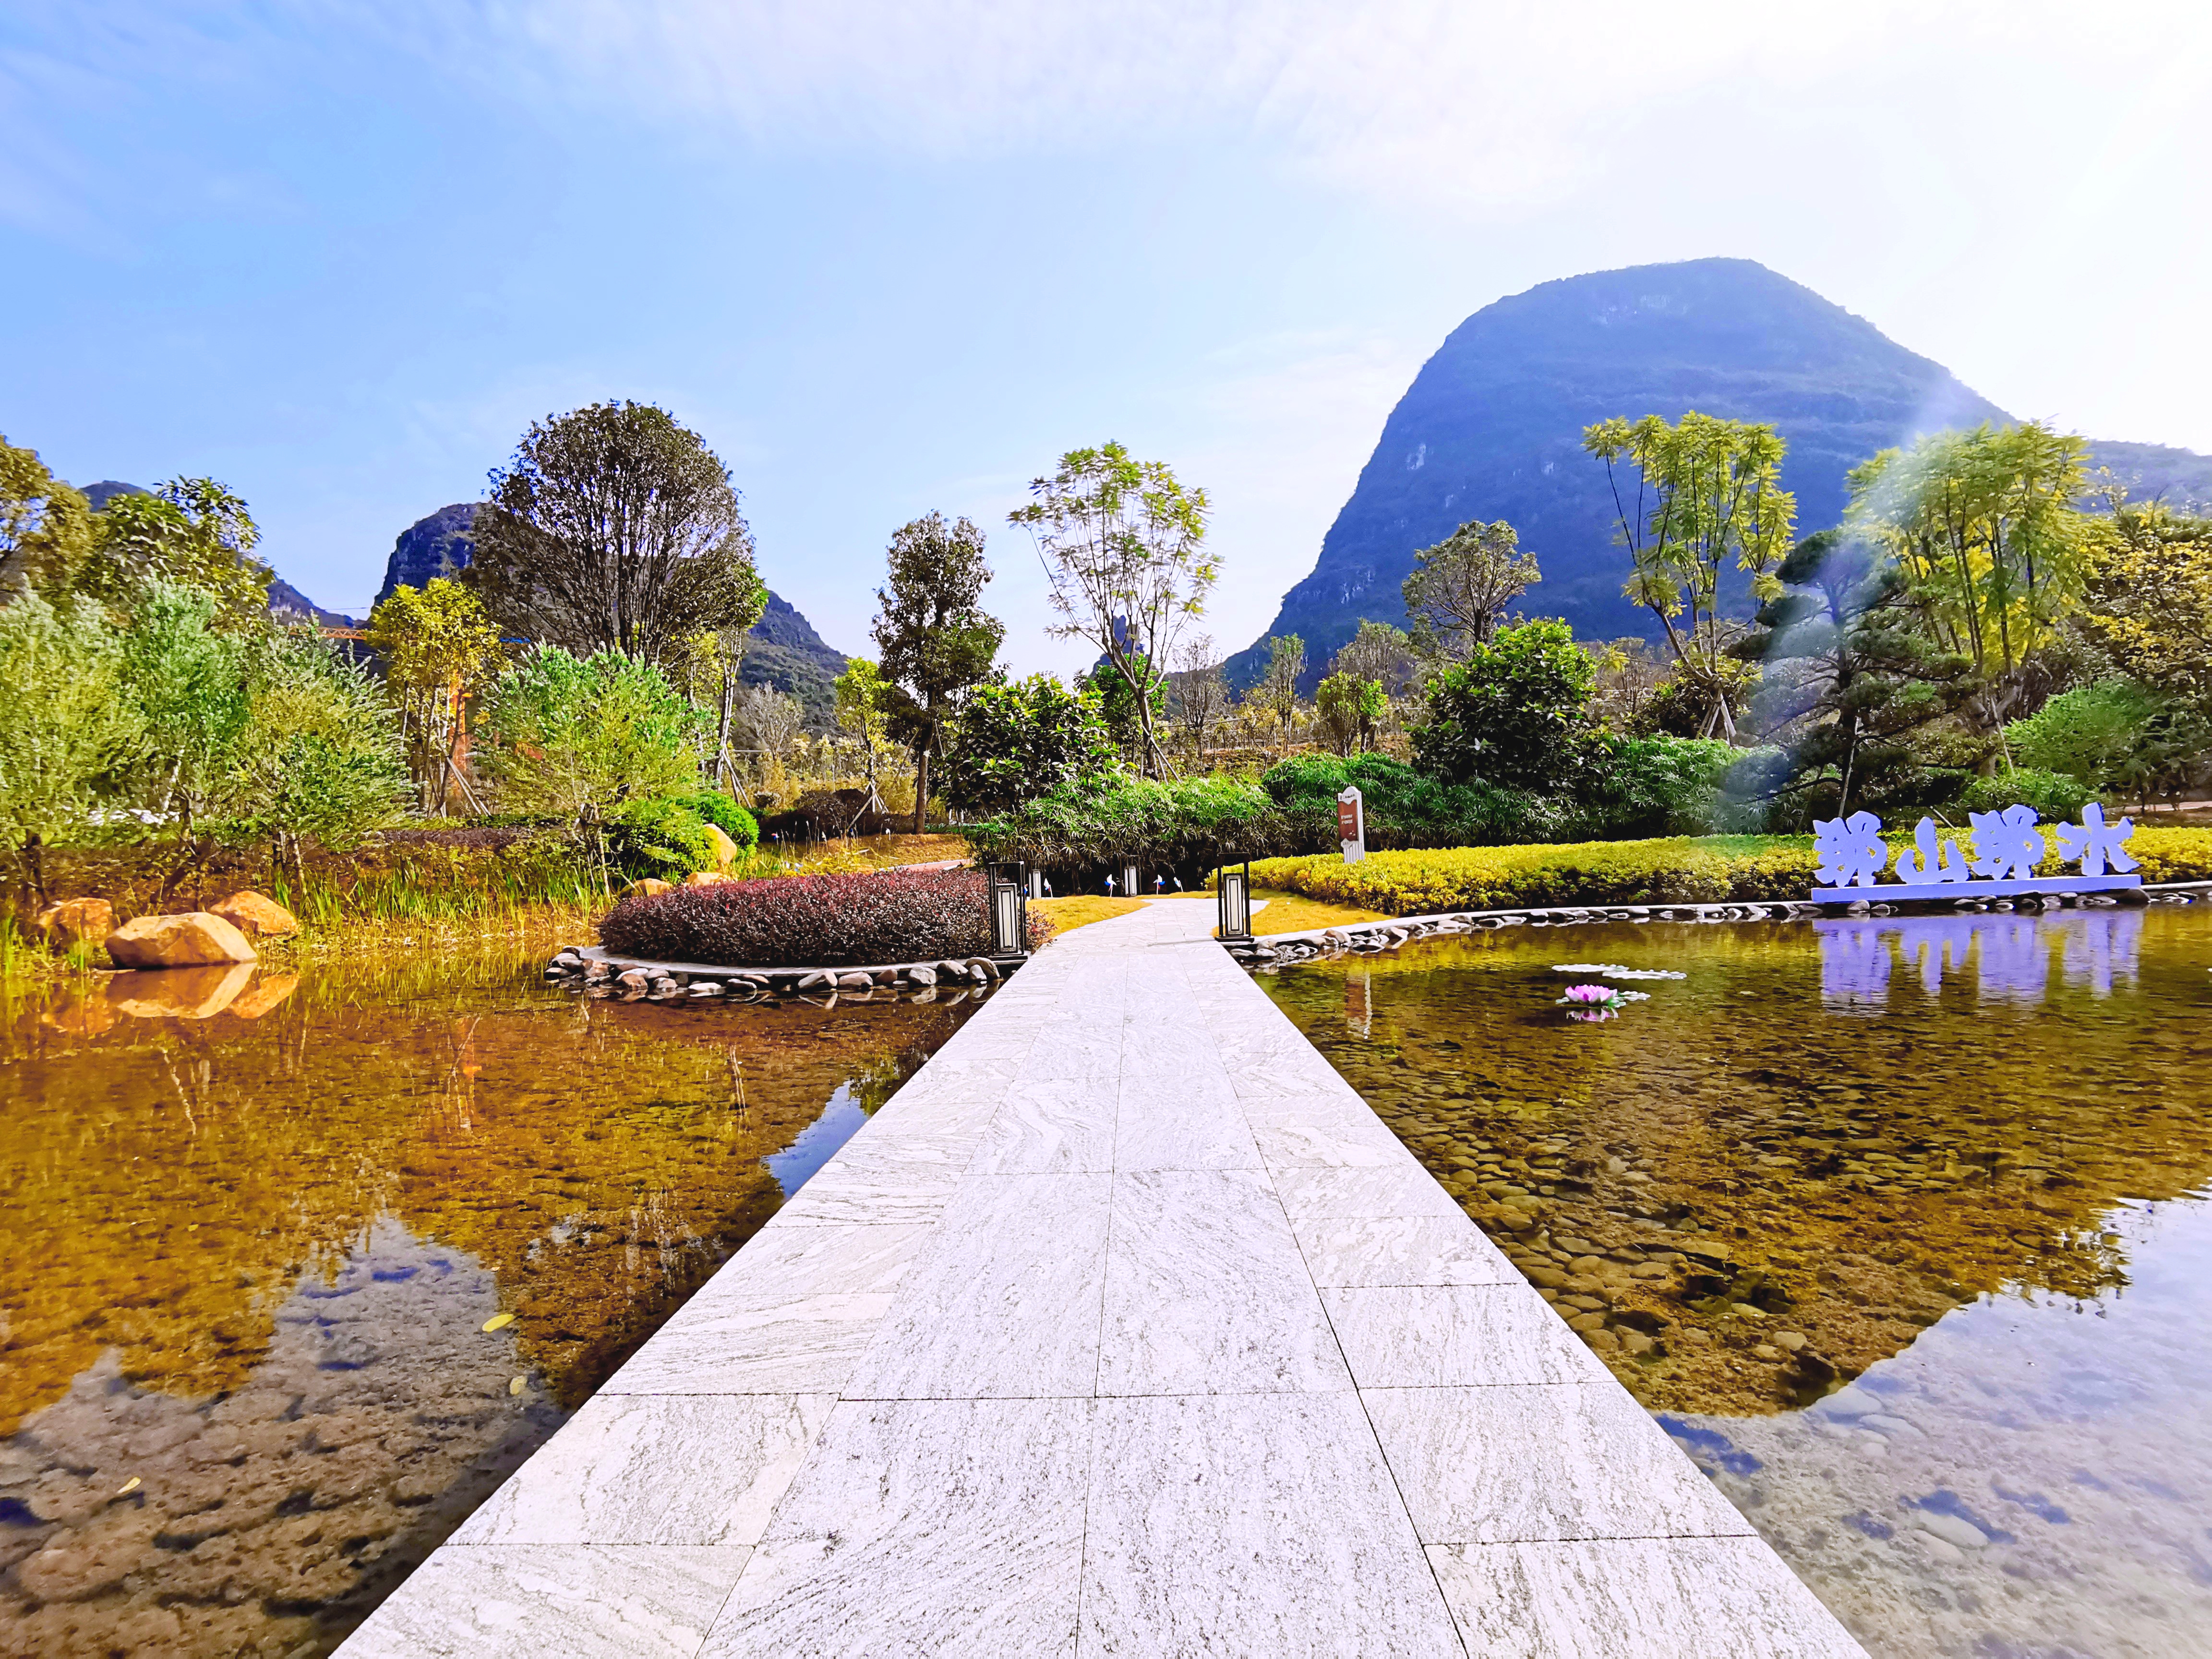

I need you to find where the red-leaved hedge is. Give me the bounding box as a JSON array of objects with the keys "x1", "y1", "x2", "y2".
[{"x1": 599, "y1": 867, "x2": 1003, "y2": 967}]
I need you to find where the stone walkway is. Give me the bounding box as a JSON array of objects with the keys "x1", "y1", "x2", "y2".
[{"x1": 340, "y1": 898, "x2": 1864, "y2": 1658}]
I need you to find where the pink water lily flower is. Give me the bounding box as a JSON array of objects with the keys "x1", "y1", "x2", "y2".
[{"x1": 1559, "y1": 983, "x2": 1616, "y2": 1005}]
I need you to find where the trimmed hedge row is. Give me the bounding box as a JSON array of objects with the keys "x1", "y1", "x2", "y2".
[
  {"x1": 1247, "y1": 826, "x2": 2212, "y2": 916},
  {"x1": 599, "y1": 866, "x2": 1003, "y2": 968}
]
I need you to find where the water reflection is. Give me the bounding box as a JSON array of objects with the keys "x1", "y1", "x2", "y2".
[
  {"x1": 0, "y1": 948, "x2": 977, "y2": 1657},
  {"x1": 1816, "y1": 909, "x2": 2141, "y2": 1008},
  {"x1": 1261, "y1": 905, "x2": 2212, "y2": 1659},
  {"x1": 1666, "y1": 1194, "x2": 2212, "y2": 1658}
]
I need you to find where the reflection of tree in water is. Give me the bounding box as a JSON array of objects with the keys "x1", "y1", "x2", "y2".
[
  {"x1": 1264, "y1": 909, "x2": 2212, "y2": 1415},
  {"x1": 0, "y1": 953, "x2": 975, "y2": 1436}
]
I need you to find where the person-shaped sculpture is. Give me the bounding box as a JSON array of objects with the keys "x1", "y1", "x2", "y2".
[
  {"x1": 1813, "y1": 811, "x2": 1888, "y2": 888},
  {"x1": 1894, "y1": 817, "x2": 1970, "y2": 883},
  {"x1": 2054, "y1": 801, "x2": 2139, "y2": 877},
  {"x1": 1967, "y1": 804, "x2": 2046, "y2": 881}
]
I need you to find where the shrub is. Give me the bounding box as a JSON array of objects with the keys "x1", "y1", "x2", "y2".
[
  {"x1": 1575, "y1": 735, "x2": 1743, "y2": 838},
  {"x1": 605, "y1": 797, "x2": 717, "y2": 881},
  {"x1": 2006, "y1": 681, "x2": 2164, "y2": 786},
  {"x1": 600, "y1": 867, "x2": 999, "y2": 966},
  {"x1": 1411, "y1": 618, "x2": 1598, "y2": 790},
  {"x1": 673, "y1": 790, "x2": 759, "y2": 850},
  {"x1": 1960, "y1": 769, "x2": 2093, "y2": 822},
  {"x1": 481, "y1": 647, "x2": 707, "y2": 818},
  {"x1": 944, "y1": 673, "x2": 1116, "y2": 814},
  {"x1": 1259, "y1": 753, "x2": 1561, "y2": 849},
  {"x1": 965, "y1": 771, "x2": 1306, "y2": 873}
]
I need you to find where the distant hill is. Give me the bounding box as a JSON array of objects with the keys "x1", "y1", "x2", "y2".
[
  {"x1": 267, "y1": 578, "x2": 357, "y2": 630},
  {"x1": 375, "y1": 502, "x2": 480, "y2": 603},
  {"x1": 740, "y1": 590, "x2": 850, "y2": 730},
  {"x1": 1229, "y1": 257, "x2": 2212, "y2": 688},
  {"x1": 376, "y1": 502, "x2": 849, "y2": 726}
]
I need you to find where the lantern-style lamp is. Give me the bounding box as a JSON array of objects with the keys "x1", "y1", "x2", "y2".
[
  {"x1": 1120, "y1": 859, "x2": 1140, "y2": 898},
  {"x1": 1217, "y1": 862, "x2": 1253, "y2": 943},
  {"x1": 988, "y1": 862, "x2": 1029, "y2": 961}
]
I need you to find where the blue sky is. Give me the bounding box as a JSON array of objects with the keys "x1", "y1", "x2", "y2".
[{"x1": 6, "y1": 2, "x2": 2210, "y2": 673}]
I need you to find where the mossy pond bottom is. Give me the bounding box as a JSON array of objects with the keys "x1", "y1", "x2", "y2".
[
  {"x1": 0, "y1": 949, "x2": 982, "y2": 1657},
  {"x1": 1262, "y1": 903, "x2": 2212, "y2": 1658}
]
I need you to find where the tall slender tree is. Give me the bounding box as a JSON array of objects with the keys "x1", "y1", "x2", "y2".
[
  {"x1": 872, "y1": 513, "x2": 1005, "y2": 831},
  {"x1": 1259, "y1": 634, "x2": 1306, "y2": 755},
  {"x1": 1584, "y1": 411, "x2": 1796, "y2": 740},
  {"x1": 1010, "y1": 441, "x2": 1214, "y2": 778}
]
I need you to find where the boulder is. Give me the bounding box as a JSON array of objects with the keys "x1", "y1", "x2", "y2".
[
  {"x1": 35, "y1": 896, "x2": 115, "y2": 952},
  {"x1": 620, "y1": 878, "x2": 673, "y2": 899},
  {"x1": 105, "y1": 912, "x2": 257, "y2": 969},
  {"x1": 835, "y1": 972, "x2": 872, "y2": 991},
  {"x1": 906, "y1": 965, "x2": 938, "y2": 987},
  {"x1": 702, "y1": 822, "x2": 740, "y2": 870},
  {"x1": 210, "y1": 890, "x2": 300, "y2": 939},
  {"x1": 684, "y1": 870, "x2": 734, "y2": 888},
  {"x1": 108, "y1": 964, "x2": 255, "y2": 1020}
]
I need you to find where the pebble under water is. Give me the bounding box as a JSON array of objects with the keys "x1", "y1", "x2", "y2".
[
  {"x1": 1261, "y1": 902, "x2": 2212, "y2": 1658},
  {"x1": 0, "y1": 947, "x2": 981, "y2": 1657}
]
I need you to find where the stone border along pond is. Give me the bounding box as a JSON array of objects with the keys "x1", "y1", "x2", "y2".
[
  {"x1": 544, "y1": 944, "x2": 1016, "y2": 1005},
  {"x1": 1227, "y1": 882, "x2": 2204, "y2": 969}
]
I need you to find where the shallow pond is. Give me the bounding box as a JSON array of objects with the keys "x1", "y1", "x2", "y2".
[
  {"x1": 0, "y1": 949, "x2": 981, "y2": 1657},
  {"x1": 1261, "y1": 902, "x2": 2212, "y2": 1657}
]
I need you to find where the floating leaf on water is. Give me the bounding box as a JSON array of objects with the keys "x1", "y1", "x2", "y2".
[
  {"x1": 508, "y1": 1376, "x2": 526, "y2": 1395},
  {"x1": 481, "y1": 1312, "x2": 515, "y2": 1333},
  {"x1": 115, "y1": 1476, "x2": 141, "y2": 1495}
]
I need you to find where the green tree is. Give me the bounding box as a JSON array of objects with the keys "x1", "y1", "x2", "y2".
[
  {"x1": 84, "y1": 479, "x2": 271, "y2": 628},
  {"x1": 1401, "y1": 519, "x2": 1538, "y2": 659},
  {"x1": 871, "y1": 512, "x2": 1005, "y2": 831},
  {"x1": 482, "y1": 648, "x2": 709, "y2": 833},
  {"x1": 1745, "y1": 529, "x2": 1972, "y2": 817},
  {"x1": 117, "y1": 582, "x2": 255, "y2": 836},
  {"x1": 2080, "y1": 502, "x2": 2212, "y2": 710},
  {"x1": 229, "y1": 631, "x2": 410, "y2": 880},
  {"x1": 1583, "y1": 412, "x2": 1796, "y2": 740},
  {"x1": 366, "y1": 578, "x2": 506, "y2": 813},
  {"x1": 1412, "y1": 618, "x2": 1596, "y2": 791},
  {"x1": 833, "y1": 657, "x2": 895, "y2": 793},
  {"x1": 942, "y1": 674, "x2": 1116, "y2": 816},
  {"x1": 1847, "y1": 420, "x2": 2093, "y2": 728},
  {"x1": 0, "y1": 595, "x2": 141, "y2": 897},
  {"x1": 0, "y1": 437, "x2": 96, "y2": 604},
  {"x1": 468, "y1": 401, "x2": 761, "y2": 662},
  {"x1": 1010, "y1": 441, "x2": 1214, "y2": 778},
  {"x1": 1258, "y1": 634, "x2": 1305, "y2": 755},
  {"x1": 1078, "y1": 654, "x2": 1166, "y2": 767},
  {"x1": 1331, "y1": 620, "x2": 1416, "y2": 694},
  {"x1": 1315, "y1": 671, "x2": 1386, "y2": 756}
]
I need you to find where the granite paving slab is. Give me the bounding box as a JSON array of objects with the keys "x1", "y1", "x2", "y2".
[{"x1": 341, "y1": 897, "x2": 1863, "y2": 1659}]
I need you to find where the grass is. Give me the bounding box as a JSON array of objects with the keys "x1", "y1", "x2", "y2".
[
  {"x1": 1249, "y1": 890, "x2": 1392, "y2": 935},
  {"x1": 1032, "y1": 896, "x2": 1149, "y2": 938}
]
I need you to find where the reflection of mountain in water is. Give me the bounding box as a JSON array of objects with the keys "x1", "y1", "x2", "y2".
[
  {"x1": 1, "y1": 1222, "x2": 551, "y2": 1657},
  {"x1": 0, "y1": 952, "x2": 977, "y2": 1655},
  {"x1": 1666, "y1": 1194, "x2": 2212, "y2": 1659},
  {"x1": 1817, "y1": 909, "x2": 2142, "y2": 1009}
]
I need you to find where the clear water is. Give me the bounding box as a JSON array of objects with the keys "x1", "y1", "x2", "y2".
[
  {"x1": 0, "y1": 950, "x2": 979, "y2": 1657},
  {"x1": 1260, "y1": 904, "x2": 2212, "y2": 1658}
]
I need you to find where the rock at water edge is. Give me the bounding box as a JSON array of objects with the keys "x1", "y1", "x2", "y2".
[
  {"x1": 210, "y1": 890, "x2": 301, "y2": 940},
  {"x1": 105, "y1": 912, "x2": 258, "y2": 969}
]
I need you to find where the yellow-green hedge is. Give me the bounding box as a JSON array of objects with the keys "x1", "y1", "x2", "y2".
[{"x1": 1247, "y1": 827, "x2": 2212, "y2": 916}]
